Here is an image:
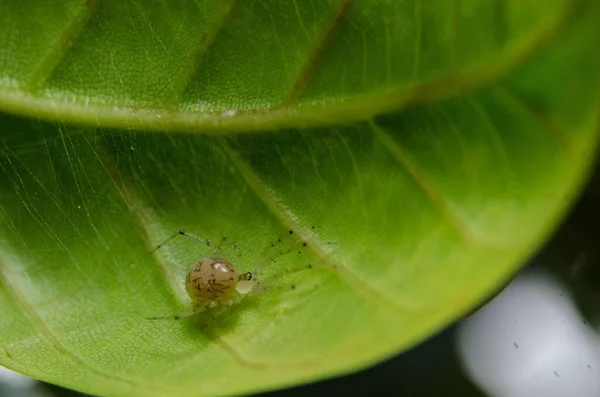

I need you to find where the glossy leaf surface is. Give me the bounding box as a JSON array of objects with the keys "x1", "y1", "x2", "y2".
[{"x1": 0, "y1": 1, "x2": 599, "y2": 396}]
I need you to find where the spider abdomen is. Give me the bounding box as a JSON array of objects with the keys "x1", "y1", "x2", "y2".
[{"x1": 185, "y1": 256, "x2": 239, "y2": 305}]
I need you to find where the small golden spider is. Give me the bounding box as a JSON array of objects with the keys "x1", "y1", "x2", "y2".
[{"x1": 148, "y1": 228, "x2": 333, "y2": 321}]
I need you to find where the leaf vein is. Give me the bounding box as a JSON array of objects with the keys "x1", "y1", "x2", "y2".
[
  {"x1": 25, "y1": 0, "x2": 101, "y2": 92},
  {"x1": 166, "y1": 0, "x2": 237, "y2": 108},
  {"x1": 88, "y1": 135, "x2": 273, "y2": 369},
  {"x1": 369, "y1": 119, "x2": 499, "y2": 249},
  {"x1": 410, "y1": 0, "x2": 422, "y2": 82},
  {"x1": 285, "y1": 0, "x2": 355, "y2": 106},
  {"x1": 0, "y1": 249, "x2": 165, "y2": 392},
  {"x1": 496, "y1": 86, "x2": 569, "y2": 151},
  {"x1": 218, "y1": 136, "x2": 416, "y2": 316}
]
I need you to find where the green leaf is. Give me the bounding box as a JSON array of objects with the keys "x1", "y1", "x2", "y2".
[
  {"x1": 0, "y1": 1, "x2": 599, "y2": 396},
  {"x1": 0, "y1": 0, "x2": 587, "y2": 132}
]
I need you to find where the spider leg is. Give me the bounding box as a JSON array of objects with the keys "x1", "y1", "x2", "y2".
[{"x1": 147, "y1": 305, "x2": 206, "y2": 321}]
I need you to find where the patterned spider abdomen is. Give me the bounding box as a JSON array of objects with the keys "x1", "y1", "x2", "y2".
[{"x1": 185, "y1": 256, "x2": 239, "y2": 306}]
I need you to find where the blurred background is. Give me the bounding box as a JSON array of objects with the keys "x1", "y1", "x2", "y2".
[{"x1": 2, "y1": 157, "x2": 599, "y2": 397}]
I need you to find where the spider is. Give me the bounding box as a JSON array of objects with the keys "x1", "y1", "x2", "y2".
[{"x1": 148, "y1": 228, "x2": 333, "y2": 320}]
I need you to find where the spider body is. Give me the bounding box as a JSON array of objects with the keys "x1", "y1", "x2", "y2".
[
  {"x1": 185, "y1": 256, "x2": 252, "y2": 306},
  {"x1": 148, "y1": 228, "x2": 331, "y2": 321}
]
